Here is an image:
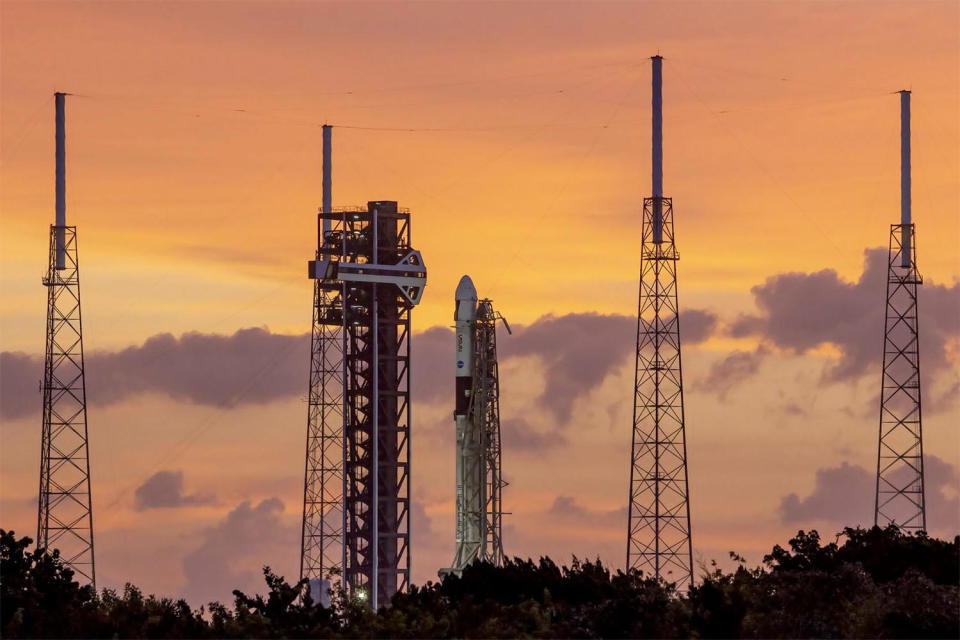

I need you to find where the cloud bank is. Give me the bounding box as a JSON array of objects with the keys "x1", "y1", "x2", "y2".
[
  {"x1": 134, "y1": 470, "x2": 215, "y2": 510},
  {"x1": 0, "y1": 310, "x2": 722, "y2": 422},
  {"x1": 720, "y1": 248, "x2": 959, "y2": 402},
  {"x1": 1, "y1": 328, "x2": 308, "y2": 420},
  {"x1": 181, "y1": 497, "x2": 297, "y2": 605},
  {"x1": 779, "y1": 455, "x2": 959, "y2": 536}
]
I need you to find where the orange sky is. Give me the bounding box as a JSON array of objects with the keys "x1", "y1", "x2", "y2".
[{"x1": 1, "y1": 0, "x2": 958, "y2": 605}]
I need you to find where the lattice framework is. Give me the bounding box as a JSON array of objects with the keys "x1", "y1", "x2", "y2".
[
  {"x1": 476, "y1": 301, "x2": 506, "y2": 567},
  {"x1": 875, "y1": 223, "x2": 925, "y2": 531},
  {"x1": 38, "y1": 225, "x2": 96, "y2": 587},
  {"x1": 300, "y1": 277, "x2": 346, "y2": 589},
  {"x1": 627, "y1": 196, "x2": 693, "y2": 589},
  {"x1": 301, "y1": 204, "x2": 415, "y2": 610}
]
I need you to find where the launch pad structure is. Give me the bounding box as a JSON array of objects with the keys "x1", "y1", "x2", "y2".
[
  {"x1": 874, "y1": 91, "x2": 926, "y2": 532},
  {"x1": 444, "y1": 278, "x2": 508, "y2": 575},
  {"x1": 300, "y1": 126, "x2": 427, "y2": 610},
  {"x1": 38, "y1": 92, "x2": 96, "y2": 587},
  {"x1": 626, "y1": 56, "x2": 694, "y2": 589}
]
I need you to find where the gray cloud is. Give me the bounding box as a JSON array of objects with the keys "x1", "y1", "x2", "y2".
[
  {"x1": 0, "y1": 352, "x2": 39, "y2": 421},
  {"x1": 0, "y1": 328, "x2": 308, "y2": 421},
  {"x1": 681, "y1": 308, "x2": 720, "y2": 345},
  {"x1": 99, "y1": 328, "x2": 307, "y2": 407},
  {"x1": 732, "y1": 248, "x2": 960, "y2": 396},
  {"x1": 134, "y1": 470, "x2": 215, "y2": 510},
  {"x1": 780, "y1": 455, "x2": 959, "y2": 536},
  {"x1": 411, "y1": 310, "x2": 717, "y2": 424},
  {"x1": 412, "y1": 500, "x2": 436, "y2": 539},
  {"x1": 181, "y1": 497, "x2": 296, "y2": 605},
  {"x1": 2, "y1": 310, "x2": 721, "y2": 423},
  {"x1": 501, "y1": 417, "x2": 568, "y2": 452},
  {"x1": 412, "y1": 315, "x2": 635, "y2": 421},
  {"x1": 780, "y1": 402, "x2": 808, "y2": 417},
  {"x1": 547, "y1": 495, "x2": 627, "y2": 528},
  {"x1": 411, "y1": 326, "x2": 451, "y2": 404},
  {"x1": 499, "y1": 313, "x2": 634, "y2": 423},
  {"x1": 780, "y1": 462, "x2": 874, "y2": 526},
  {"x1": 696, "y1": 346, "x2": 769, "y2": 400}
]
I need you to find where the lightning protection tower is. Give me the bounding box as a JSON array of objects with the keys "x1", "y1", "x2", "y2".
[
  {"x1": 443, "y1": 277, "x2": 509, "y2": 576},
  {"x1": 301, "y1": 126, "x2": 428, "y2": 610},
  {"x1": 874, "y1": 91, "x2": 925, "y2": 532},
  {"x1": 626, "y1": 56, "x2": 693, "y2": 589},
  {"x1": 38, "y1": 92, "x2": 96, "y2": 587}
]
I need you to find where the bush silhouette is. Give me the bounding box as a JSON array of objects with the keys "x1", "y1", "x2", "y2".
[{"x1": 2, "y1": 526, "x2": 957, "y2": 638}]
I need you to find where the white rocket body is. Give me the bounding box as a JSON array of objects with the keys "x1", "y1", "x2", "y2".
[
  {"x1": 455, "y1": 275, "x2": 477, "y2": 395},
  {"x1": 451, "y1": 275, "x2": 479, "y2": 570}
]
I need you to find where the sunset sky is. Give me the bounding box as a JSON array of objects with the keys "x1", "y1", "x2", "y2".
[{"x1": 1, "y1": 1, "x2": 958, "y2": 606}]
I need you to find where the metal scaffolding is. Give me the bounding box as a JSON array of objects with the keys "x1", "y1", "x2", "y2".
[
  {"x1": 476, "y1": 300, "x2": 507, "y2": 568},
  {"x1": 875, "y1": 225, "x2": 925, "y2": 531},
  {"x1": 626, "y1": 55, "x2": 693, "y2": 589},
  {"x1": 302, "y1": 199, "x2": 426, "y2": 610},
  {"x1": 37, "y1": 92, "x2": 95, "y2": 589},
  {"x1": 627, "y1": 197, "x2": 693, "y2": 588},
  {"x1": 38, "y1": 224, "x2": 96, "y2": 587},
  {"x1": 300, "y1": 274, "x2": 346, "y2": 595},
  {"x1": 874, "y1": 90, "x2": 925, "y2": 533}
]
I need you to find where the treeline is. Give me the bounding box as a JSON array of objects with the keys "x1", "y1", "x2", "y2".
[{"x1": 1, "y1": 526, "x2": 957, "y2": 638}]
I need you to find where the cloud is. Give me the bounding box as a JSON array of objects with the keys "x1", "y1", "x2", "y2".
[
  {"x1": 0, "y1": 328, "x2": 308, "y2": 421},
  {"x1": 411, "y1": 326, "x2": 452, "y2": 404},
  {"x1": 779, "y1": 462, "x2": 874, "y2": 526},
  {"x1": 681, "y1": 309, "x2": 720, "y2": 345},
  {"x1": 2, "y1": 310, "x2": 721, "y2": 423},
  {"x1": 695, "y1": 346, "x2": 769, "y2": 400},
  {"x1": 181, "y1": 497, "x2": 297, "y2": 605},
  {"x1": 499, "y1": 313, "x2": 635, "y2": 422},
  {"x1": 133, "y1": 470, "x2": 215, "y2": 510},
  {"x1": 415, "y1": 311, "x2": 716, "y2": 424},
  {"x1": 0, "y1": 352, "x2": 39, "y2": 421},
  {"x1": 547, "y1": 495, "x2": 627, "y2": 528},
  {"x1": 413, "y1": 314, "x2": 636, "y2": 422},
  {"x1": 779, "y1": 455, "x2": 959, "y2": 536},
  {"x1": 99, "y1": 328, "x2": 308, "y2": 407},
  {"x1": 411, "y1": 499, "x2": 437, "y2": 540},
  {"x1": 732, "y1": 248, "x2": 960, "y2": 396},
  {"x1": 501, "y1": 417, "x2": 568, "y2": 452}
]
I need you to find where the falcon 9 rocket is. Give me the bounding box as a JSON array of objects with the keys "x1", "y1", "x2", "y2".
[
  {"x1": 452, "y1": 276, "x2": 479, "y2": 570},
  {"x1": 443, "y1": 275, "x2": 507, "y2": 576}
]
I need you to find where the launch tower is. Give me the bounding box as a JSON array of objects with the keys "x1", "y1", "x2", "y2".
[
  {"x1": 38, "y1": 92, "x2": 96, "y2": 587},
  {"x1": 874, "y1": 91, "x2": 926, "y2": 531},
  {"x1": 300, "y1": 126, "x2": 427, "y2": 609},
  {"x1": 626, "y1": 56, "x2": 694, "y2": 588},
  {"x1": 444, "y1": 277, "x2": 508, "y2": 575}
]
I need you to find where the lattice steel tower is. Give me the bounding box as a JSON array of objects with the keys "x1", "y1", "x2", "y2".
[
  {"x1": 38, "y1": 92, "x2": 96, "y2": 587},
  {"x1": 626, "y1": 56, "x2": 693, "y2": 588},
  {"x1": 875, "y1": 91, "x2": 925, "y2": 532},
  {"x1": 443, "y1": 278, "x2": 508, "y2": 576},
  {"x1": 301, "y1": 126, "x2": 428, "y2": 609}
]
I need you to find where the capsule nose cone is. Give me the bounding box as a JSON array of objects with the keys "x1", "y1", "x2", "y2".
[
  {"x1": 455, "y1": 275, "x2": 478, "y2": 322},
  {"x1": 455, "y1": 275, "x2": 477, "y2": 302}
]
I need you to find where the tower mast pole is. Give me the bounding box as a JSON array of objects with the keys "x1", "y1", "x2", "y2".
[
  {"x1": 875, "y1": 90, "x2": 925, "y2": 532},
  {"x1": 627, "y1": 56, "x2": 693, "y2": 588},
  {"x1": 38, "y1": 92, "x2": 96, "y2": 588}
]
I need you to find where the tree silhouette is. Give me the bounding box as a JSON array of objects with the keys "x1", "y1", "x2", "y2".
[{"x1": 2, "y1": 526, "x2": 957, "y2": 638}]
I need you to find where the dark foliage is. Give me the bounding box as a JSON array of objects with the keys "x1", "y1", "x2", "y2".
[{"x1": 1, "y1": 525, "x2": 957, "y2": 638}]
